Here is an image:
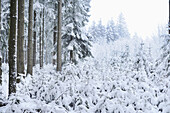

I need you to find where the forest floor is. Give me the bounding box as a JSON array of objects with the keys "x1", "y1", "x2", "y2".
[
  {"x1": 0, "y1": 59, "x2": 170, "y2": 113},
  {"x1": 0, "y1": 40, "x2": 170, "y2": 113}
]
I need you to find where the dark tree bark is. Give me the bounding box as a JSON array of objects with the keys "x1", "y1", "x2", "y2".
[
  {"x1": 169, "y1": 0, "x2": 170, "y2": 34},
  {"x1": 5, "y1": 49, "x2": 8, "y2": 63},
  {"x1": 42, "y1": 7, "x2": 45, "y2": 67},
  {"x1": 0, "y1": 0, "x2": 2, "y2": 85},
  {"x1": 45, "y1": 32, "x2": 48, "y2": 65},
  {"x1": 39, "y1": 12, "x2": 42, "y2": 68},
  {"x1": 33, "y1": 10, "x2": 36, "y2": 66},
  {"x1": 8, "y1": 0, "x2": 17, "y2": 95},
  {"x1": 53, "y1": 3, "x2": 57, "y2": 65},
  {"x1": 2, "y1": 51, "x2": 4, "y2": 63},
  {"x1": 70, "y1": 50, "x2": 73, "y2": 61},
  {"x1": 17, "y1": 0, "x2": 25, "y2": 83},
  {"x1": 0, "y1": 57, "x2": 2, "y2": 85},
  {"x1": 27, "y1": 0, "x2": 33, "y2": 75},
  {"x1": 24, "y1": 40, "x2": 27, "y2": 65},
  {"x1": 57, "y1": 0, "x2": 62, "y2": 71}
]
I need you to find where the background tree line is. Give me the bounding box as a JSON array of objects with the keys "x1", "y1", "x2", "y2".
[{"x1": 88, "y1": 13, "x2": 130, "y2": 43}]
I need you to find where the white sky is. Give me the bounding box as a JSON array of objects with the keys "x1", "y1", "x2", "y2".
[{"x1": 88, "y1": 0, "x2": 169, "y2": 38}]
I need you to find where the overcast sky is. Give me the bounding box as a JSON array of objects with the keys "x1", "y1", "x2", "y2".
[{"x1": 88, "y1": 0, "x2": 169, "y2": 38}]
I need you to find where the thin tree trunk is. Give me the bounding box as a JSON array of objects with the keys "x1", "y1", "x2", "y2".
[
  {"x1": 8, "y1": 0, "x2": 17, "y2": 95},
  {"x1": 42, "y1": 7, "x2": 45, "y2": 67},
  {"x1": 0, "y1": 56, "x2": 2, "y2": 85},
  {"x1": 2, "y1": 50, "x2": 4, "y2": 63},
  {"x1": 39, "y1": 12, "x2": 42, "y2": 68},
  {"x1": 64, "y1": 52, "x2": 66, "y2": 63},
  {"x1": 17, "y1": 0, "x2": 25, "y2": 83},
  {"x1": 45, "y1": 44, "x2": 47, "y2": 65},
  {"x1": 27, "y1": 0, "x2": 33, "y2": 75},
  {"x1": 70, "y1": 36, "x2": 73, "y2": 62},
  {"x1": 53, "y1": 3, "x2": 57, "y2": 65},
  {"x1": 45, "y1": 32, "x2": 48, "y2": 65},
  {"x1": 5, "y1": 48, "x2": 8, "y2": 63},
  {"x1": 33, "y1": 10, "x2": 36, "y2": 66},
  {"x1": 169, "y1": 0, "x2": 170, "y2": 64},
  {"x1": 169, "y1": 0, "x2": 170, "y2": 34},
  {"x1": 57, "y1": 0, "x2": 62, "y2": 71},
  {"x1": 0, "y1": 0, "x2": 2, "y2": 85},
  {"x1": 6, "y1": 16, "x2": 10, "y2": 64},
  {"x1": 70, "y1": 50, "x2": 73, "y2": 61},
  {"x1": 24, "y1": 40, "x2": 27, "y2": 65}
]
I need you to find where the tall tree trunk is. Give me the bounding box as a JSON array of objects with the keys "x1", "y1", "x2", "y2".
[
  {"x1": 8, "y1": 0, "x2": 17, "y2": 95},
  {"x1": 57, "y1": 0, "x2": 62, "y2": 71},
  {"x1": 17, "y1": 0, "x2": 25, "y2": 83},
  {"x1": 33, "y1": 10, "x2": 36, "y2": 66},
  {"x1": 39, "y1": 12, "x2": 42, "y2": 68},
  {"x1": 0, "y1": 0, "x2": 2, "y2": 85},
  {"x1": 0, "y1": 55, "x2": 1, "y2": 85},
  {"x1": 24, "y1": 40, "x2": 27, "y2": 65},
  {"x1": 42, "y1": 7, "x2": 45, "y2": 67},
  {"x1": 27, "y1": 0, "x2": 33, "y2": 75},
  {"x1": 45, "y1": 32, "x2": 48, "y2": 65},
  {"x1": 169, "y1": 0, "x2": 170, "y2": 34},
  {"x1": 53, "y1": 3, "x2": 57, "y2": 65}
]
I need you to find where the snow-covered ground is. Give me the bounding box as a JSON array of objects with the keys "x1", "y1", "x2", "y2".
[{"x1": 0, "y1": 38, "x2": 170, "y2": 113}]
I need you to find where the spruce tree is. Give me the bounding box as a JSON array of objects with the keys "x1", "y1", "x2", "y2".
[
  {"x1": 57, "y1": 0, "x2": 62, "y2": 71},
  {"x1": 62, "y1": 0, "x2": 92, "y2": 63},
  {"x1": 8, "y1": 0, "x2": 17, "y2": 95},
  {"x1": 53, "y1": 2, "x2": 57, "y2": 65},
  {"x1": 155, "y1": 0, "x2": 170, "y2": 77},
  {"x1": 27, "y1": 0, "x2": 33, "y2": 75},
  {"x1": 33, "y1": 10, "x2": 37, "y2": 66},
  {"x1": 17, "y1": 0, "x2": 25, "y2": 83},
  {"x1": 0, "y1": 0, "x2": 2, "y2": 85},
  {"x1": 117, "y1": 13, "x2": 130, "y2": 38}
]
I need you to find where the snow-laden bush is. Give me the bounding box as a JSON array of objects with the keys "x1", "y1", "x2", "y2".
[
  {"x1": 1, "y1": 58, "x2": 169, "y2": 113},
  {"x1": 1, "y1": 40, "x2": 170, "y2": 113}
]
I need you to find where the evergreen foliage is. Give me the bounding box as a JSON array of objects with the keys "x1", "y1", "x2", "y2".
[{"x1": 62, "y1": 0, "x2": 92, "y2": 63}]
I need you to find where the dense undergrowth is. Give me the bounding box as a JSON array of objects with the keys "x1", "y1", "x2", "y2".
[{"x1": 0, "y1": 56, "x2": 170, "y2": 113}]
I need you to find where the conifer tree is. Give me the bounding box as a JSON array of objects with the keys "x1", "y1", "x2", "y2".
[
  {"x1": 17, "y1": 0, "x2": 25, "y2": 82},
  {"x1": 27, "y1": 0, "x2": 33, "y2": 75},
  {"x1": 156, "y1": 0, "x2": 170, "y2": 77},
  {"x1": 8, "y1": 0, "x2": 17, "y2": 95},
  {"x1": 42, "y1": 2, "x2": 45, "y2": 68},
  {"x1": 33, "y1": 10, "x2": 37, "y2": 66},
  {"x1": 39, "y1": 12, "x2": 42, "y2": 68},
  {"x1": 53, "y1": 3, "x2": 57, "y2": 65},
  {"x1": 117, "y1": 13, "x2": 130, "y2": 38},
  {"x1": 169, "y1": 0, "x2": 170, "y2": 34},
  {"x1": 106, "y1": 19, "x2": 118, "y2": 42},
  {"x1": 62, "y1": 0, "x2": 92, "y2": 63},
  {"x1": 0, "y1": 0, "x2": 2, "y2": 85},
  {"x1": 57, "y1": 0, "x2": 62, "y2": 71}
]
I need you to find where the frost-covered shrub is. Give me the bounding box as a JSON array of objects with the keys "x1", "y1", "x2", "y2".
[{"x1": 1, "y1": 47, "x2": 170, "y2": 113}]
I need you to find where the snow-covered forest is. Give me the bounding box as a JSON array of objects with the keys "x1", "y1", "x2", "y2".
[{"x1": 0, "y1": 0, "x2": 170, "y2": 113}]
